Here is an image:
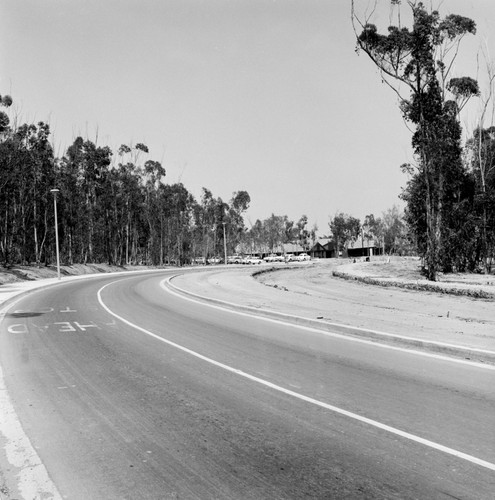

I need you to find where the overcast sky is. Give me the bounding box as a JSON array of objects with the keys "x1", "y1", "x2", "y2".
[{"x1": 1, "y1": 0, "x2": 494, "y2": 234}]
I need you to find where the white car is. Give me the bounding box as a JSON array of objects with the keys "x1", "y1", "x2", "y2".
[
  {"x1": 244, "y1": 256, "x2": 262, "y2": 265},
  {"x1": 293, "y1": 253, "x2": 311, "y2": 261},
  {"x1": 263, "y1": 254, "x2": 278, "y2": 263}
]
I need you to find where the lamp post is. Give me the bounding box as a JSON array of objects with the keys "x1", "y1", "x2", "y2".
[
  {"x1": 50, "y1": 189, "x2": 61, "y2": 280},
  {"x1": 222, "y1": 222, "x2": 227, "y2": 265}
]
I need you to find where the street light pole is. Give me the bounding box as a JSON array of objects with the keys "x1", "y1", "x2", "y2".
[
  {"x1": 222, "y1": 222, "x2": 227, "y2": 265},
  {"x1": 51, "y1": 189, "x2": 61, "y2": 280}
]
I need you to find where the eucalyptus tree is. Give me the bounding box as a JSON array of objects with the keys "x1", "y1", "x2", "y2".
[
  {"x1": 382, "y1": 205, "x2": 410, "y2": 255},
  {"x1": 24, "y1": 122, "x2": 56, "y2": 265},
  {"x1": 0, "y1": 122, "x2": 31, "y2": 264},
  {"x1": 352, "y1": 0, "x2": 479, "y2": 279},
  {"x1": 263, "y1": 214, "x2": 288, "y2": 253},
  {"x1": 196, "y1": 188, "x2": 216, "y2": 260},
  {"x1": 466, "y1": 127, "x2": 495, "y2": 272},
  {"x1": 246, "y1": 219, "x2": 267, "y2": 255},
  {"x1": 227, "y1": 190, "x2": 251, "y2": 252},
  {"x1": 329, "y1": 213, "x2": 361, "y2": 257},
  {"x1": 115, "y1": 144, "x2": 160, "y2": 264},
  {"x1": 142, "y1": 159, "x2": 166, "y2": 264},
  {"x1": 63, "y1": 137, "x2": 113, "y2": 263},
  {"x1": 362, "y1": 214, "x2": 376, "y2": 247},
  {"x1": 0, "y1": 118, "x2": 55, "y2": 265},
  {"x1": 213, "y1": 198, "x2": 230, "y2": 257},
  {"x1": 158, "y1": 183, "x2": 195, "y2": 265},
  {"x1": 0, "y1": 93, "x2": 12, "y2": 135},
  {"x1": 296, "y1": 215, "x2": 310, "y2": 250},
  {"x1": 284, "y1": 219, "x2": 295, "y2": 244}
]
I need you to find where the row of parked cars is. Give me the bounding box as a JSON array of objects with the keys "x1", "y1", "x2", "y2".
[
  {"x1": 227, "y1": 255, "x2": 263, "y2": 265},
  {"x1": 227, "y1": 253, "x2": 311, "y2": 265},
  {"x1": 264, "y1": 253, "x2": 311, "y2": 262},
  {"x1": 193, "y1": 253, "x2": 311, "y2": 266}
]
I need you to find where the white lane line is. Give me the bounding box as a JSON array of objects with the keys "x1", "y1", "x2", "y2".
[
  {"x1": 98, "y1": 280, "x2": 495, "y2": 472},
  {"x1": 162, "y1": 277, "x2": 495, "y2": 371}
]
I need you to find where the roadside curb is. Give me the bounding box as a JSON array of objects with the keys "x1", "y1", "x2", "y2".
[{"x1": 166, "y1": 274, "x2": 495, "y2": 366}]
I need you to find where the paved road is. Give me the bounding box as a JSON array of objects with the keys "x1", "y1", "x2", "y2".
[{"x1": 0, "y1": 270, "x2": 494, "y2": 499}]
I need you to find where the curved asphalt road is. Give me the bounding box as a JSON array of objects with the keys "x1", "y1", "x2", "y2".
[{"x1": 0, "y1": 270, "x2": 494, "y2": 499}]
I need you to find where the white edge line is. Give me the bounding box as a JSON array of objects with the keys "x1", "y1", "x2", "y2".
[
  {"x1": 0, "y1": 306, "x2": 63, "y2": 499},
  {"x1": 98, "y1": 279, "x2": 495, "y2": 472},
  {"x1": 163, "y1": 277, "x2": 495, "y2": 371}
]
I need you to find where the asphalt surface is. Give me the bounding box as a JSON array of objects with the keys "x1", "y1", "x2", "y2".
[{"x1": 0, "y1": 269, "x2": 494, "y2": 499}]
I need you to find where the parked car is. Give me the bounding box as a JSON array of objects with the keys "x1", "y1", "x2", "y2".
[
  {"x1": 263, "y1": 254, "x2": 278, "y2": 263},
  {"x1": 293, "y1": 252, "x2": 311, "y2": 261},
  {"x1": 244, "y1": 256, "x2": 263, "y2": 265},
  {"x1": 227, "y1": 255, "x2": 243, "y2": 264},
  {"x1": 264, "y1": 254, "x2": 285, "y2": 263}
]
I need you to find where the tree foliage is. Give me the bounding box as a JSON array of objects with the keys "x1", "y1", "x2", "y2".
[
  {"x1": 0, "y1": 95, "x2": 254, "y2": 267},
  {"x1": 329, "y1": 213, "x2": 361, "y2": 256},
  {"x1": 353, "y1": 1, "x2": 479, "y2": 279}
]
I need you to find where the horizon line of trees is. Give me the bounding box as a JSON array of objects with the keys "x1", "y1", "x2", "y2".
[
  {"x1": 1, "y1": 95, "x2": 413, "y2": 268},
  {"x1": 0, "y1": 98, "x2": 257, "y2": 267},
  {"x1": 2, "y1": 90, "x2": 413, "y2": 268},
  {"x1": 0, "y1": 97, "x2": 329, "y2": 267}
]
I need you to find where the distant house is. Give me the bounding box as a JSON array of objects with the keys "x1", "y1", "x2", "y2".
[
  {"x1": 346, "y1": 237, "x2": 383, "y2": 258},
  {"x1": 309, "y1": 238, "x2": 336, "y2": 259}
]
